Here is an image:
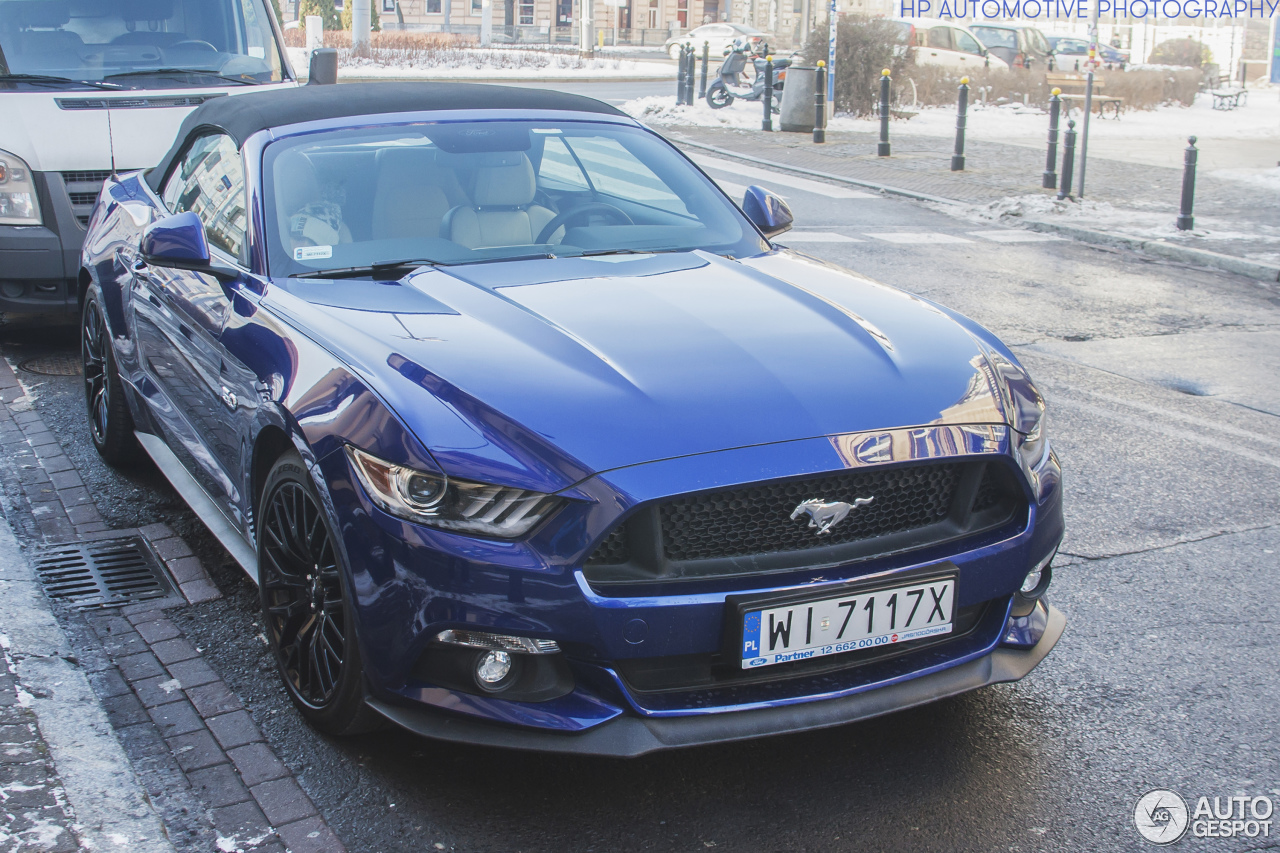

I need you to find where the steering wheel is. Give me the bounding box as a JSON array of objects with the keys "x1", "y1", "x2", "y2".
[
  {"x1": 171, "y1": 39, "x2": 219, "y2": 52},
  {"x1": 536, "y1": 202, "x2": 633, "y2": 245}
]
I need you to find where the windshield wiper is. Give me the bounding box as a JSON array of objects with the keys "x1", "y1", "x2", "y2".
[
  {"x1": 103, "y1": 68, "x2": 257, "y2": 86},
  {"x1": 289, "y1": 258, "x2": 440, "y2": 280},
  {"x1": 0, "y1": 73, "x2": 124, "y2": 91},
  {"x1": 573, "y1": 247, "x2": 685, "y2": 258},
  {"x1": 449, "y1": 252, "x2": 558, "y2": 266}
]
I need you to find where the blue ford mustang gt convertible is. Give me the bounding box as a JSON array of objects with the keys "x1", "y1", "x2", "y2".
[{"x1": 79, "y1": 83, "x2": 1063, "y2": 755}]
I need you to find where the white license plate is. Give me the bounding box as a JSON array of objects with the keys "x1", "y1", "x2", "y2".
[{"x1": 739, "y1": 577, "x2": 955, "y2": 669}]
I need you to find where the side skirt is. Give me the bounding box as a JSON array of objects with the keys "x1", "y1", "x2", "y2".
[{"x1": 134, "y1": 430, "x2": 259, "y2": 584}]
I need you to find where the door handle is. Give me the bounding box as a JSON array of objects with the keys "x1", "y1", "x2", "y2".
[{"x1": 220, "y1": 386, "x2": 238, "y2": 410}]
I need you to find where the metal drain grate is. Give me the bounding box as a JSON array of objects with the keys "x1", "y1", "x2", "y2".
[
  {"x1": 19, "y1": 355, "x2": 82, "y2": 377},
  {"x1": 33, "y1": 537, "x2": 175, "y2": 610}
]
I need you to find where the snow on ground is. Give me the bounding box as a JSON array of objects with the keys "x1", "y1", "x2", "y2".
[
  {"x1": 934, "y1": 193, "x2": 1280, "y2": 249},
  {"x1": 288, "y1": 46, "x2": 672, "y2": 79},
  {"x1": 625, "y1": 87, "x2": 1280, "y2": 168},
  {"x1": 625, "y1": 95, "x2": 869, "y2": 132}
]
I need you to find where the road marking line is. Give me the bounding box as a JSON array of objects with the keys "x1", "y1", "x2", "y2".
[
  {"x1": 1043, "y1": 384, "x2": 1280, "y2": 450},
  {"x1": 1053, "y1": 397, "x2": 1280, "y2": 470},
  {"x1": 968, "y1": 230, "x2": 1064, "y2": 243},
  {"x1": 712, "y1": 178, "x2": 757, "y2": 201},
  {"x1": 864, "y1": 232, "x2": 974, "y2": 245},
  {"x1": 777, "y1": 232, "x2": 864, "y2": 243},
  {"x1": 690, "y1": 154, "x2": 879, "y2": 199}
]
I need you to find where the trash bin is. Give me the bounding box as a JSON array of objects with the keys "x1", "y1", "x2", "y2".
[{"x1": 779, "y1": 65, "x2": 817, "y2": 133}]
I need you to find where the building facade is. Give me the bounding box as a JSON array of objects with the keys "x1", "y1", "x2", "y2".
[{"x1": 382, "y1": 0, "x2": 712, "y2": 33}]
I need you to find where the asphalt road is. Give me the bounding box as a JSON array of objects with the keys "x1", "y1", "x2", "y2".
[{"x1": 4, "y1": 138, "x2": 1279, "y2": 852}]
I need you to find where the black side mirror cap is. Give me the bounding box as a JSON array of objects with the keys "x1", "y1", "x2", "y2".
[{"x1": 308, "y1": 48, "x2": 338, "y2": 85}]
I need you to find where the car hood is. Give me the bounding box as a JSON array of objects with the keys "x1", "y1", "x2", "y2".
[{"x1": 265, "y1": 249, "x2": 1008, "y2": 492}]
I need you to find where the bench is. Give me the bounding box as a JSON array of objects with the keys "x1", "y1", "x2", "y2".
[
  {"x1": 1204, "y1": 77, "x2": 1247, "y2": 110},
  {"x1": 1046, "y1": 72, "x2": 1124, "y2": 119}
]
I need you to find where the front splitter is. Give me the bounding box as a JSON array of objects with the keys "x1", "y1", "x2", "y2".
[{"x1": 368, "y1": 603, "x2": 1066, "y2": 758}]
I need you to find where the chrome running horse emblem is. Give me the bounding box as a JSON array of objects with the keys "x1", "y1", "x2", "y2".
[{"x1": 790, "y1": 497, "x2": 875, "y2": 536}]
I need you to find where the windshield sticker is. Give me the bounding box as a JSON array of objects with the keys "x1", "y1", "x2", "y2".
[{"x1": 294, "y1": 245, "x2": 334, "y2": 261}]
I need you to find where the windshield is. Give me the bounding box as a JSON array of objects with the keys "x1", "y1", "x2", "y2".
[
  {"x1": 971, "y1": 27, "x2": 1016, "y2": 50},
  {"x1": 264, "y1": 120, "x2": 767, "y2": 278},
  {"x1": 0, "y1": 0, "x2": 286, "y2": 88}
]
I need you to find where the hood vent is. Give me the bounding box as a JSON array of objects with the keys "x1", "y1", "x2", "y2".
[{"x1": 56, "y1": 94, "x2": 226, "y2": 111}]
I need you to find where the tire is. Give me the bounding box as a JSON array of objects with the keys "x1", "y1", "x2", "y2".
[
  {"x1": 259, "y1": 451, "x2": 380, "y2": 736},
  {"x1": 668, "y1": 43, "x2": 683, "y2": 60},
  {"x1": 81, "y1": 290, "x2": 141, "y2": 467},
  {"x1": 706, "y1": 82, "x2": 733, "y2": 109}
]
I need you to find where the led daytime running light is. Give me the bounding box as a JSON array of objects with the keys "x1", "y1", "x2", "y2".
[{"x1": 435, "y1": 629, "x2": 560, "y2": 655}]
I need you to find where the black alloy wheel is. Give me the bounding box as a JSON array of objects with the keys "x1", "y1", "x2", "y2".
[
  {"x1": 81, "y1": 291, "x2": 140, "y2": 466},
  {"x1": 259, "y1": 451, "x2": 377, "y2": 735}
]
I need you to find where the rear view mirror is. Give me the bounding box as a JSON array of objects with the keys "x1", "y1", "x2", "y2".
[{"x1": 742, "y1": 185, "x2": 794, "y2": 239}]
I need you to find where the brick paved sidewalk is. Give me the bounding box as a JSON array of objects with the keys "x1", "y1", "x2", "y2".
[
  {"x1": 667, "y1": 124, "x2": 1280, "y2": 264},
  {"x1": 0, "y1": 350, "x2": 349, "y2": 853}
]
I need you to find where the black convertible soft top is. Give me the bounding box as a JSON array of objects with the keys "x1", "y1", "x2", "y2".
[{"x1": 146, "y1": 81, "x2": 626, "y2": 192}]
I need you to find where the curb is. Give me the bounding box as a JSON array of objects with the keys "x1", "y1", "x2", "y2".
[
  {"x1": 669, "y1": 136, "x2": 1280, "y2": 284},
  {"x1": 669, "y1": 136, "x2": 962, "y2": 206},
  {"x1": 1020, "y1": 220, "x2": 1280, "y2": 284}
]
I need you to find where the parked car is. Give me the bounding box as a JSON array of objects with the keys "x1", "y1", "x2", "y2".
[
  {"x1": 665, "y1": 22, "x2": 771, "y2": 60},
  {"x1": 970, "y1": 24, "x2": 1052, "y2": 69},
  {"x1": 895, "y1": 18, "x2": 1011, "y2": 71},
  {"x1": 0, "y1": 0, "x2": 296, "y2": 324},
  {"x1": 1046, "y1": 35, "x2": 1129, "y2": 67},
  {"x1": 80, "y1": 82, "x2": 1063, "y2": 754}
]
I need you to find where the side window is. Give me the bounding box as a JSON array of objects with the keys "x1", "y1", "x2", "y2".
[
  {"x1": 953, "y1": 29, "x2": 982, "y2": 55},
  {"x1": 564, "y1": 136, "x2": 689, "y2": 216},
  {"x1": 926, "y1": 27, "x2": 952, "y2": 50},
  {"x1": 537, "y1": 136, "x2": 591, "y2": 191},
  {"x1": 161, "y1": 134, "x2": 248, "y2": 262}
]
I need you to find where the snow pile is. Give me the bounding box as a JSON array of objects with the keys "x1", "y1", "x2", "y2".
[
  {"x1": 1211, "y1": 167, "x2": 1280, "y2": 193},
  {"x1": 625, "y1": 95, "x2": 867, "y2": 131},
  {"x1": 939, "y1": 194, "x2": 1279, "y2": 245},
  {"x1": 288, "y1": 46, "x2": 672, "y2": 79}
]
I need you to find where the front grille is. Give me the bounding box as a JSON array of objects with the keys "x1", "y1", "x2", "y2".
[
  {"x1": 61, "y1": 172, "x2": 110, "y2": 228},
  {"x1": 56, "y1": 95, "x2": 225, "y2": 111},
  {"x1": 661, "y1": 463, "x2": 960, "y2": 562},
  {"x1": 584, "y1": 459, "x2": 1026, "y2": 587}
]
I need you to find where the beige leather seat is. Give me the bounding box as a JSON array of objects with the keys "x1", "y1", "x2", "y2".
[
  {"x1": 440, "y1": 153, "x2": 555, "y2": 249},
  {"x1": 371, "y1": 147, "x2": 468, "y2": 241}
]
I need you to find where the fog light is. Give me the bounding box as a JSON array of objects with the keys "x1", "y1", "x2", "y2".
[
  {"x1": 1020, "y1": 567, "x2": 1044, "y2": 594},
  {"x1": 476, "y1": 650, "x2": 513, "y2": 687}
]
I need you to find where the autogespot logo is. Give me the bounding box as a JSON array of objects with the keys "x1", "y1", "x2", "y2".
[{"x1": 1135, "y1": 790, "x2": 1190, "y2": 845}]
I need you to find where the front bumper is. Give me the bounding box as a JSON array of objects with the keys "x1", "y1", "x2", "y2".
[
  {"x1": 368, "y1": 601, "x2": 1065, "y2": 757},
  {"x1": 0, "y1": 171, "x2": 85, "y2": 318}
]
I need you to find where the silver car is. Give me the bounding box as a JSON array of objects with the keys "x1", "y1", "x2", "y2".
[{"x1": 665, "y1": 22, "x2": 771, "y2": 60}]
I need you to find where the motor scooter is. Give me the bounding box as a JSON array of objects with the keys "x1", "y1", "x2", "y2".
[{"x1": 705, "y1": 46, "x2": 789, "y2": 111}]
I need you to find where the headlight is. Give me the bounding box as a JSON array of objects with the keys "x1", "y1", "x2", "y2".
[
  {"x1": 345, "y1": 445, "x2": 563, "y2": 538},
  {"x1": 983, "y1": 347, "x2": 1048, "y2": 469},
  {"x1": 0, "y1": 149, "x2": 42, "y2": 226}
]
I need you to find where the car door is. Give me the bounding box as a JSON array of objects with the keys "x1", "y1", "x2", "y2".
[
  {"x1": 950, "y1": 28, "x2": 987, "y2": 68},
  {"x1": 921, "y1": 26, "x2": 959, "y2": 67},
  {"x1": 136, "y1": 133, "x2": 251, "y2": 524}
]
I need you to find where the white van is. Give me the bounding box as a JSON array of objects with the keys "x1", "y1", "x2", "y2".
[
  {"x1": 0, "y1": 0, "x2": 298, "y2": 321},
  {"x1": 895, "y1": 18, "x2": 1010, "y2": 71}
]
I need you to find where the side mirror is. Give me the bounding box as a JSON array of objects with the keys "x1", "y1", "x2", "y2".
[
  {"x1": 141, "y1": 211, "x2": 238, "y2": 279},
  {"x1": 308, "y1": 47, "x2": 338, "y2": 85},
  {"x1": 741, "y1": 185, "x2": 793, "y2": 239}
]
